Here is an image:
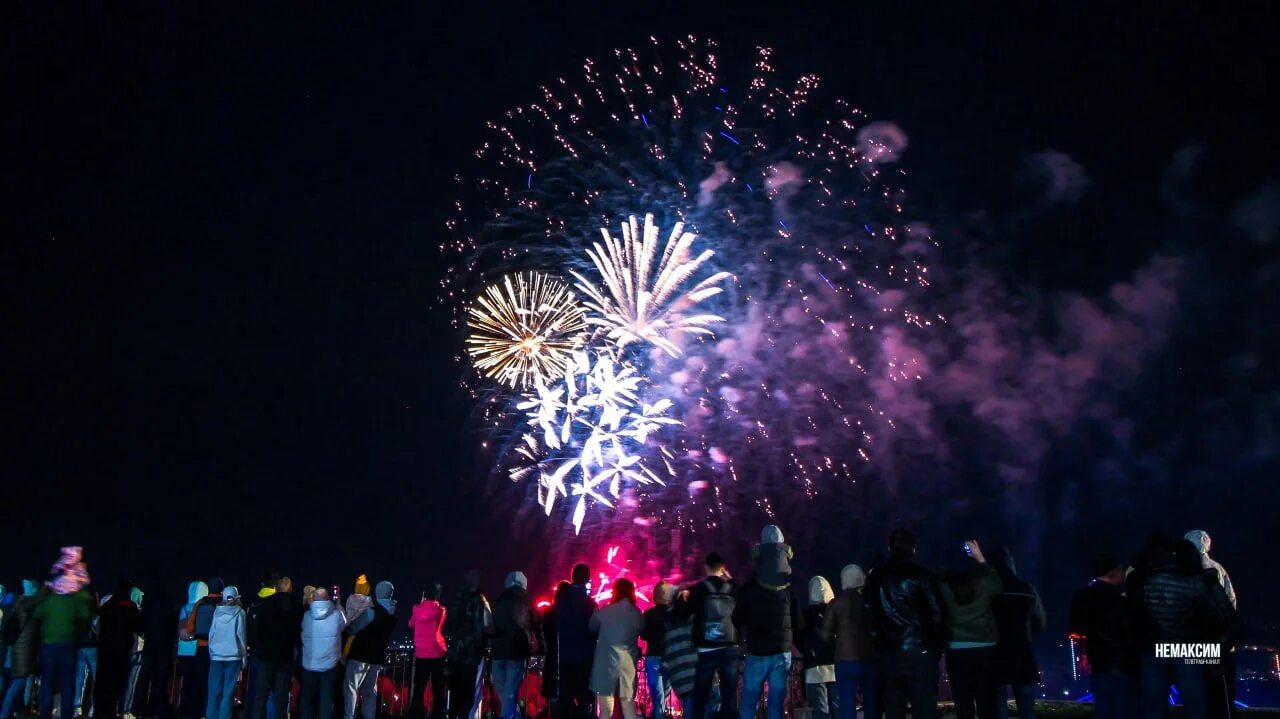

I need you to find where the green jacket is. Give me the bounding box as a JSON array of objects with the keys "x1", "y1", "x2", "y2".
[
  {"x1": 33, "y1": 591, "x2": 96, "y2": 644},
  {"x1": 939, "y1": 564, "x2": 1001, "y2": 646}
]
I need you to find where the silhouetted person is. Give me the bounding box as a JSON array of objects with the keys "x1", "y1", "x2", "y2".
[
  {"x1": 1069, "y1": 554, "x2": 1135, "y2": 719},
  {"x1": 95, "y1": 582, "x2": 143, "y2": 719},
  {"x1": 672, "y1": 553, "x2": 738, "y2": 719},
  {"x1": 248, "y1": 576, "x2": 300, "y2": 719},
  {"x1": 445, "y1": 571, "x2": 491, "y2": 719},
  {"x1": 989, "y1": 547, "x2": 1045, "y2": 719},
  {"x1": 491, "y1": 573, "x2": 536, "y2": 719},
  {"x1": 553, "y1": 564, "x2": 597, "y2": 719},
  {"x1": 864, "y1": 528, "x2": 943, "y2": 719},
  {"x1": 939, "y1": 540, "x2": 1001, "y2": 719}
]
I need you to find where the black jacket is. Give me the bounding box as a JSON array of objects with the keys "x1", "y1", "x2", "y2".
[
  {"x1": 991, "y1": 573, "x2": 1045, "y2": 684},
  {"x1": 490, "y1": 587, "x2": 536, "y2": 661},
  {"x1": 733, "y1": 581, "x2": 803, "y2": 657},
  {"x1": 862, "y1": 558, "x2": 944, "y2": 656},
  {"x1": 801, "y1": 604, "x2": 835, "y2": 669},
  {"x1": 673, "y1": 576, "x2": 737, "y2": 649},
  {"x1": 247, "y1": 592, "x2": 301, "y2": 662},
  {"x1": 641, "y1": 605, "x2": 669, "y2": 657},
  {"x1": 551, "y1": 583, "x2": 597, "y2": 663},
  {"x1": 1130, "y1": 557, "x2": 1235, "y2": 647},
  {"x1": 98, "y1": 598, "x2": 143, "y2": 660},
  {"x1": 1068, "y1": 580, "x2": 1131, "y2": 675}
]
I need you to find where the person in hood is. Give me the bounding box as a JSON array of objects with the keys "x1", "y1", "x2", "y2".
[
  {"x1": 343, "y1": 581, "x2": 397, "y2": 719},
  {"x1": 734, "y1": 567, "x2": 804, "y2": 719},
  {"x1": 821, "y1": 564, "x2": 876, "y2": 719},
  {"x1": 408, "y1": 584, "x2": 448, "y2": 719},
  {"x1": 206, "y1": 587, "x2": 246, "y2": 719},
  {"x1": 659, "y1": 584, "x2": 697, "y2": 719},
  {"x1": 863, "y1": 528, "x2": 943, "y2": 719},
  {"x1": 299, "y1": 587, "x2": 346, "y2": 719},
  {"x1": 176, "y1": 580, "x2": 211, "y2": 719},
  {"x1": 641, "y1": 582, "x2": 673, "y2": 719},
  {"x1": 752, "y1": 526, "x2": 794, "y2": 590},
  {"x1": 490, "y1": 572, "x2": 536, "y2": 719},
  {"x1": 987, "y1": 548, "x2": 1045, "y2": 719},
  {"x1": 1184, "y1": 531, "x2": 1236, "y2": 608},
  {"x1": 671, "y1": 553, "x2": 737, "y2": 719},
  {"x1": 589, "y1": 579, "x2": 644, "y2": 719},
  {"x1": 247, "y1": 576, "x2": 301, "y2": 719},
  {"x1": 34, "y1": 576, "x2": 96, "y2": 719},
  {"x1": 445, "y1": 571, "x2": 492, "y2": 719},
  {"x1": 1184, "y1": 530, "x2": 1239, "y2": 719},
  {"x1": 131, "y1": 585, "x2": 177, "y2": 719},
  {"x1": 802, "y1": 577, "x2": 838, "y2": 719},
  {"x1": 0, "y1": 580, "x2": 41, "y2": 719},
  {"x1": 342, "y1": 575, "x2": 373, "y2": 659},
  {"x1": 95, "y1": 582, "x2": 143, "y2": 719},
  {"x1": 553, "y1": 564, "x2": 598, "y2": 719},
  {"x1": 938, "y1": 540, "x2": 1001, "y2": 719},
  {"x1": 1069, "y1": 554, "x2": 1135, "y2": 719}
]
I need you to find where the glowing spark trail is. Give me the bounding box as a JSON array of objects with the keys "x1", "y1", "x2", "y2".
[{"x1": 465, "y1": 272, "x2": 587, "y2": 388}]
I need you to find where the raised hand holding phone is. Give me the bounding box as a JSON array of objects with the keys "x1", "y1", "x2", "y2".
[{"x1": 963, "y1": 539, "x2": 986, "y2": 564}]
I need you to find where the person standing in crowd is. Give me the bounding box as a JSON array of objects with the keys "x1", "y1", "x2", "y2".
[
  {"x1": 540, "y1": 582, "x2": 568, "y2": 716},
  {"x1": 95, "y1": 582, "x2": 143, "y2": 719},
  {"x1": 660, "y1": 593, "x2": 697, "y2": 719},
  {"x1": 1130, "y1": 533, "x2": 1235, "y2": 719},
  {"x1": 131, "y1": 585, "x2": 176, "y2": 719},
  {"x1": 176, "y1": 580, "x2": 210, "y2": 719},
  {"x1": 821, "y1": 564, "x2": 876, "y2": 719},
  {"x1": 988, "y1": 547, "x2": 1045, "y2": 719},
  {"x1": 35, "y1": 578, "x2": 96, "y2": 719},
  {"x1": 0, "y1": 584, "x2": 11, "y2": 703},
  {"x1": 445, "y1": 571, "x2": 492, "y2": 719},
  {"x1": 206, "y1": 586, "x2": 246, "y2": 719},
  {"x1": 1185, "y1": 529, "x2": 1239, "y2": 719},
  {"x1": 342, "y1": 575, "x2": 373, "y2": 660},
  {"x1": 553, "y1": 564, "x2": 597, "y2": 719},
  {"x1": 588, "y1": 579, "x2": 644, "y2": 719},
  {"x1": 939, "y1": 540, "x2": 1002, "y2": 719},
  {"x1": 864, "y1": 528, "x2": 944, "y2": 719},
  {"x1": 802, "y1": 577, "x2": 838, "y2": 719},
  {"x1": 673, "y1": 553, "x2": 737, "y2": 719},
  {"x1": 641, "y1": 582, "x2": 673, "y2": 719},
  {"x1": 248, "y1": 576, "x2": 301, "y2": 719},
  {"x1": 74, "y1": 593, "x2": 101, "y2": 719},
  {"x1": 734, "y1": 562, "x2": 804, "y2": 719},
  {"x1": 491, "y1": 572, "x2": 536, "y2": 719},
  {"x1": 1069, "y1": 554, "x2": 1135, "y2": 719},
  {"x1": 299, "y1": 587, "x2": 346, "y2": 719},
  {"x1": 121, "y1": 586, "x2": 147, "y2": 718},
  {"x1": 343, "y1": 581, "x2": 397, "y2": 719},
  {"x1": 407, "y1": 584, "x2": 448, "y2": 719},
  {"x1": 0, "y1": 580, "x2": 41, "y2": 719}
]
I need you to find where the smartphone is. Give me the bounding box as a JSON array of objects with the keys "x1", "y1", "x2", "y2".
[{"x1": 963, "y1": 543, "x2": 973, "y2": 555}]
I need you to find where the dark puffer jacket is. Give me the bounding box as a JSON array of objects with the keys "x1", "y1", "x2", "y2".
[
  {"x1": 247, "y1": 592, "x2": 301, "y2": 662},
  {"x1": 732, "y1": 581, "x2": 803, "y2": 657},
  {"x1": 802, "y1": 604, "x2": 835, "y2": 669},
  {"x1": 7, "y1": 595, "x2": 40, "y2": 676},
  {"x1": 550, "y1": 583, "x2": 596, "y2": 664},
  {"x1": 863, "y1": 559, "x2": 944, "y2": 656},
  {"x1": 489, "y1": 586, "x2": 536, "y2": 661},
  {"x1": 1131, "y1": 553, "x2": 1234, "y2": 647},
  {"x1": 1069, "y1": 580, "x2": 1131, "y2": 675},
  {"x1": 989, "y1": 549, "x2": 1046, "y2": 685}
]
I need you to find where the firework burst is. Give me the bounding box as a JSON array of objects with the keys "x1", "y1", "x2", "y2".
[{"x1": 465, "y1": 271, "x2": 587, "y2": 388}]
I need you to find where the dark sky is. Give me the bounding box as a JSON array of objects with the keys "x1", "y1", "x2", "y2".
[{"x1": 5, "y1": 2, "x2": 1278, "y2": 622}]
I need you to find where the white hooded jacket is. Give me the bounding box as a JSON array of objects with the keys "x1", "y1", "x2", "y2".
[
  {"x1": 1185, "y1": 530, "x2": 1237, "y2": 608},
  {"x1": 301, "y1": 598, "x2": 347, "y2": 671},
  {"x1": 208, "y1": 604, "x2": 247, "y2": 662}
]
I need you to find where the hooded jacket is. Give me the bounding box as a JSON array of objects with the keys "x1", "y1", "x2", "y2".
[
  {"x1": 490, "y1": 585, "x2": 536, "y2": 661},
  {"x1": 1069, "y1": 579, "x2": 1131, "y2": 675},
  {"x1": 551, "y1": 582, "x2": 597, "y2": 663},
  {"x1": 733, "y1": 580, "x2": 803, "y2": 657},
  {"x1": 938, "y1": 564, "x2": 1001, "y2": 647},
  {"x1": 988, "y1": 549, "x2": 1046, "y2": 684},
  {"x1": 822, "y1": 565, "x2": 873, "y2": 662},
  {"x1": 1131, "y1": 547, "x2": 1235, "y2": 646},
  {"x1": 409, "y1": 600, "x2": 447, "y2": 660},
  {"x1": 802, "y1": 577, "x2": 836, "y2": 676},
  {"x1": 177, "y1": 581, "x2": 209, "y2": 657},
  {"x1": 209, "y1": 603, "x2": 247, "y2": 662},
  {"x1": 247, "y1": 591, "x2": 301, "y2": 662},
  {"x1": 301, "y1": 599, "x2": 346, "y2": 671},
  {"x1": 863, "y1": 557, "x2": 944, "y2": 656},
  {"x1": 7, "y1": 590, "x2": 41, "y2": 676},
  {"x1": 1185, "y1": 530, "x2": 1237, "y2": 608}
]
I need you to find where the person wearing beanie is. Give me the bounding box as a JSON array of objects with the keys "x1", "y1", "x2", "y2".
[
  {"x1": 408, "y1": 584, "x2": 448, "y2": 719},
  {"x1": 206, "y1": 587, "x2": 246, "y2": 719},
  {"x1": 343, "y1": 575, "x2": 374, "y2": 659},
  {"x1": 641, "y1": 582, "x2": 674, "y2": 719},
  {"x1": 752, "y1": 525, "x2": 794, "y2": 590},
  {"x1": 802, "y1": 577, "x2": 838, "y2": 719},
  {"x1": 445, "y1": 571, "x2": 492, "y2": 719},
  {"x1": 821, "y1": 564, "x2": 877, "y2": 719},
  {"x1": 490, "y1": 572, "x2": 536, "y2": 719},
  {"x1": 343, "y1": 581, "x2": 397, "y2": 719},
  {"x1": 300, "y1": 587, "x2": 346, "y2": 719}
]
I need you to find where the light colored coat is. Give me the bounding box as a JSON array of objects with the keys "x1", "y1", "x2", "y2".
[
  {"x1": 588, "y1": 600, "x2": 644, "y2": 698},
  {"x1": 301, "y1": 599, "x2": 347, "y2": 671}
]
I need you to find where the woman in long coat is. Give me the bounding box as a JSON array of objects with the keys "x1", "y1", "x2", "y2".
[
  {"x1": 588, "y1": 579, "x2": 644, "y2": 719},
  {"x1": 1, "y1": 581, "x2": 42, "y2": 718}
]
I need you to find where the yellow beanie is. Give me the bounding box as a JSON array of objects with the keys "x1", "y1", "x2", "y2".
[{"x1": 354, "y1": 574, "x2": 371, "y2": 596}]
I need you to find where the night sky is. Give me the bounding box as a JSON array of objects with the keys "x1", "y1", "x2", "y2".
[{"x1": 6, "y1": 3, "x2": 1278, "y2": 630}]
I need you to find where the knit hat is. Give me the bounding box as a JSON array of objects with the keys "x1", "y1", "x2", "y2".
[
  {"x1": 354, "y1": 575, "x2": 372, "y2": 596},
  {"x1": 505, "y1": 572, "x2": 528, "y2": 591},
  {"x1": 839, "y1": 564, "x2": 866, "y2": 591},
  {"x1": 761, "y1": 525, "x2": 785, "y2": 544}
]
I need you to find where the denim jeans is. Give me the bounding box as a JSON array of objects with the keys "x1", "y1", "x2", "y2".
[
  {"x1": 343, "y1": 660, "x2": 381, "y2": 719},
  {"x1": 41, "y1": 642, "x2": 80, "y2": 719},
  {"x1": 76, "y1": 647, "x2": 99, "y2": 712},
  {"x1": 946, "y1": 647, "x2": 998, "y2": 719},
  {"x1": 1141, "y1": 655, "x2": 1206, "y2": 719},
  {"x1": 206, "y1": 660, "x2": 241, "y2": 719},
  {"x1": 644, "y1": 657, "x2": 668, "y2": 719},
  {"x1": 491, "y1": 660, "x2": 526, "y2": 719},
  {"x1": 740, "y1": 653, "x2": 790, "y2": 719},
  {"x1": 252, "y1": 660, "x2": 293, "y2": 719},
  {"x1": 692, "y1": 649, "x2": 738, "y2": 719},
  {"x1": 1090, "y1": 672, "x2": 1136, "y2": 719},
  {"x1": 1, "y1": 676, "x2": 30, "y2": 719},
  {"x1": 834, "y1": 660, "x2": 878, "y2": 719}
]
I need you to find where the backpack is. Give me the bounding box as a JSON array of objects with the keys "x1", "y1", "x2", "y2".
[
  {"x1": 701, "y1": 580, "x2": 736, "y2": 645},
  {"x1": 194, "y1": 599, "x2": 217, "y2": 640}
]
